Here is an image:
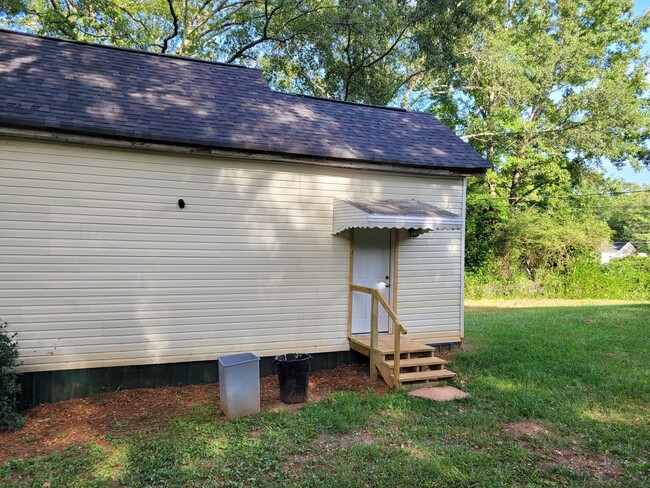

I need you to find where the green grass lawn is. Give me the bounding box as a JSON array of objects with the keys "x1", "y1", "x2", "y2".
[{"x1": 2, "y1": 302, "x2": 649, "y2": 487}]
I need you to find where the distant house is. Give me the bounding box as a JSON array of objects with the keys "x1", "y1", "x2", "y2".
[
  {"x1": 0, "y1": 30, "x2": 490, "y2": 405},
  {"x1": 601, "y1": 242, "x2": 637, "y2": 264}
]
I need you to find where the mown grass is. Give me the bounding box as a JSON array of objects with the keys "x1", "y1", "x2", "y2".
[{"x1": 1, "y1": 302, "x2": 648, "y2": 487}]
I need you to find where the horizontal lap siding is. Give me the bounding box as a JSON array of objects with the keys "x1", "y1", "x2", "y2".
[
  {"x1": 0, "y1": 138, "x2": 463, "y2": 372},
  {"x1": 397, "y1": 229, "x2": 463, "y2": 344}
]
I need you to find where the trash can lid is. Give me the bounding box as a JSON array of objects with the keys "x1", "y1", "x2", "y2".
[
  {"x1": 275, "y1": 353, "x2": 312, "y2": 362},
  {"x1": 218, "y1": 352, "x2": 260, "y2": 367}
]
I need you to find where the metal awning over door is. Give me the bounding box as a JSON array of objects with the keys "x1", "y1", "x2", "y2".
[{"x1": 332, "y1": 198, "x2": 462, "y2": 234}]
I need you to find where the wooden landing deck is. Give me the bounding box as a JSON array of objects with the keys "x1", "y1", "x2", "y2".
[
  {"x1": 349, "y1": 334, "x2": 456, "y2": 387},
  {"x1": 349, "y1": 335, "x2": 435, "y2": 356}
]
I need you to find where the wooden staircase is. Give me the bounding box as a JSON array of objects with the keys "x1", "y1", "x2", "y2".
[{"x1": 349, "y1": 334, "x2": 456, "y2": 388}]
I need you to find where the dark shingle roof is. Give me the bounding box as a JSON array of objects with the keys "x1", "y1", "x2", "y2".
[{"x1": 0, "y1": 30, "x2": 489, "y2": 172}]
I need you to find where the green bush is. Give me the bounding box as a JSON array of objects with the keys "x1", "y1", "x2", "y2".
[
  {"x1": 600, "y1": 255, "x2": 650, "y2": 299},
  {"x1": 465, "y1": 255, "x2": 650, "y2": 301},
  {"x1": 0, "y1": 318, "x2": 23, "y2": 431},
  {"x1": 493, "y1": 208, "x2": 611, "y2": 279}
]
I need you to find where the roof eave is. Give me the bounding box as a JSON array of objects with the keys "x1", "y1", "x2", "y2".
[{"x1": 0, "y1": 125, "x2": 490, "y2": 177}]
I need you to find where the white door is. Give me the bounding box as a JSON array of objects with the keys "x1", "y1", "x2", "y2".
[{"x1": 352, "y1": 228, "x2": 391, "y2": 334}]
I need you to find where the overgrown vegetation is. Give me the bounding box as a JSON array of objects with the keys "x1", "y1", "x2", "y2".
[
  {"x1": 0, "y1": 318, "x2": 22, "y2": 431},
  {"x1": 465, "y1": 185, "x2": 650, "y2": 299},
  {"x1": 0, "y1": 302, "x2": 648, "y2": 486},
  {"x1": 466, "y1": 255, "x2": 650, "y2": 300}
]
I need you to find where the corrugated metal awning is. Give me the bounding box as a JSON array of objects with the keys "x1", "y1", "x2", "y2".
[{"x1": 332, "y1": 198, "x2": 462, "y2": 234}]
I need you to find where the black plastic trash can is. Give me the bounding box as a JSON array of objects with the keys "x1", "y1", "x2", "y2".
[{"x1": 274, "y1": 353, "x2": 312, "y2": 404}]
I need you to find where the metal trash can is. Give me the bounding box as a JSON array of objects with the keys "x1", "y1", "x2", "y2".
[
  {"x1": 274, "y1": 353, "x2": 312, "y2": 404},
  {"x1": 218, "y1": 352, "x2": 260, "y2": 418}
]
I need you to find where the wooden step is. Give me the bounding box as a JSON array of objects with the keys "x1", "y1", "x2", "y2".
[
  {"x1": 383, "y1": 357, "x2": 448, "y2": 368},
  {"x1": 349, "y1": 335, "x2": 435, "y2": 356},
  {"x1": 397, "y1": 369, "x2": 457, "y2": 383}
]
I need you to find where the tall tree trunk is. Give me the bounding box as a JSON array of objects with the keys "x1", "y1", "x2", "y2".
[
  {"x1": 485, "y1": 142, "x2": 498, "y2": 225},
  {"x1": 509, "y1": 167, "x2": 522, "y2": 205}
]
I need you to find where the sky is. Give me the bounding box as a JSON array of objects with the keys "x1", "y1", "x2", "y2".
[{"x1": 604, "y1": 0, "x2": 650, "y2": 184}]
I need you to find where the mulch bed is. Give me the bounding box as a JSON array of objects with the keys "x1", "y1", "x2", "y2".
[{"x1": 0, "y1": 365, "x2": 387, "y2": 464}]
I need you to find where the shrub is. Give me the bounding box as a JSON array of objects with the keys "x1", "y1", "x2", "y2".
[
  {"x1": 601, "y1": 255, "x2": 650, "y2": 299},
  {"x1": 0, "y1": 318, "x2": 23, "y2": 431},
  {"x1": 465, "y1": 255, "x2": 650, "y2": 301},
  {"x1": 494, "y1": 208, "x2": 611, "y2": 278}
]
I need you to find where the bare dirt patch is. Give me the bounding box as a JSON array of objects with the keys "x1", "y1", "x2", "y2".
[
  {"x1": 505, "y1": 421, "x2": 551, "y2": 439},
  {"x1": 504, "y1": 421, "x2": 621, "y2": 481},
  {"x1": 541, "y1": 450, "x2": 622, "y2": 481},
  {"x1": 0, "y1": 365, "x2": 386, "y2": 464},
  {"x1": 319, "y1": 431, "x2": 376, "y2": 450},
  {"x1": 282, "y1": 430, "x2": 377, "y2": 478}
]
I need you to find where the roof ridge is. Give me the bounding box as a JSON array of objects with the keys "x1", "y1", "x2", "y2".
[
  {"x1": 278, "y1": 92, "x2": 434, "y2": 116},
  {"x1": 0, "y1": 28, "x2": 255, "y2": 71},
  {"x1": 277, "y1": 92, "x2": 409, "y2": 113}
]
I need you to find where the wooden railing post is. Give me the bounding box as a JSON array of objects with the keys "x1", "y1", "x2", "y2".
[
  {"x1": 370, "y1": 291, "x2": 379, "y2": 381},
  {"x1": 393, "y1": 321, "x2": 401, "y2": 388},
  {"x1": 350, "y1": 284, "x2": 407, "y2": 387}
]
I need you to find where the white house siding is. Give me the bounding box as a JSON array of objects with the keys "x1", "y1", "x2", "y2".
[
  {"x1": 396, "y1": 229, "x2": 463, "y2": 344},
  {"x1": 0, "y1": 137, "x2": 464, "y2": 373}
]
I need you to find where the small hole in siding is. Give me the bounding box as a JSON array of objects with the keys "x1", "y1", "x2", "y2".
[{"x1": 178, "y1": 199, "x2": 185, "y2": 209}]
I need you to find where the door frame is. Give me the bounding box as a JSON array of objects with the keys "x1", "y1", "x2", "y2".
[{"x1": 347, "y1": 228, "x2": 400, "y2": 337}]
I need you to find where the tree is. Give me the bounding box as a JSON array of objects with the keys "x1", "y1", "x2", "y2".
[
  {"x1": 597, "y1": 184, "x2": 650, "y2": 252},
  {"x1": 495, "y1": 205, "x2": 611, "y2": 278},
  {"x1": 418, "y1": 0, "x2": 650, "y2": 275},
  {"x1": 0, "y1": 0, "x2": 332, "y2": 60},
  {"x1": 259, "y1": 0, "x2": 420, "y2": 104},
  {"x1": 1, "y1": 0, "x2": 479, "y2": 106},
  {"x1": 420, "y1": 0, "x2": 650, "y2": 208},
  {"x1": 261, "y1": 0, "x2": 481, "y2": 105}
]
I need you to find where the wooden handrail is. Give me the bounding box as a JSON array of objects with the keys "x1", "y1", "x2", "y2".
[
  {"x1": 374, "y1": 292, "x2": 407, "y2": 335},
  {"x1": 350, "y1": 284, "x2": 408, "y2": 388},
  {"x1": 350, "y1": 284, "x2": 375, "y2": 295}
]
